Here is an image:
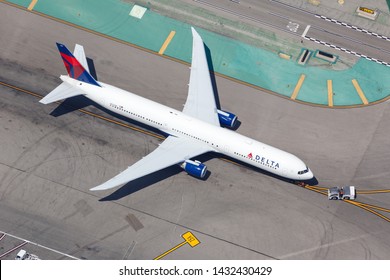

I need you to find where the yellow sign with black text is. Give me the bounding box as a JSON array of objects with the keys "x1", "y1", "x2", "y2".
[{"x1": 359, "y1": 7, "x2": 375, "y2": 14}]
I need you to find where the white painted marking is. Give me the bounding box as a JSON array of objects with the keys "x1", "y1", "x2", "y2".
[
  {"x1": 287, "y1": 21, "x2": 299, "y2": 32},
  {"x1": 301, "y1": 24, "x2": 311, "y2": 37},
  {"x1": 0, "y1": 231, "x2": 79, "y2": 260},
  {"x1": 0, "y1": 241, "x2": 27, "y2": 258},
  {"x1": 129, "y1": 5, "x2": 147, "y2": 19}
]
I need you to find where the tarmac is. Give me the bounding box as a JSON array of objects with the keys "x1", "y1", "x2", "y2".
[{"x1": 3, "y1": 0, "x2": 390, "y2": 107}]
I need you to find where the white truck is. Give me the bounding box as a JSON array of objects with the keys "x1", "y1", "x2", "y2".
[
  {"x1": 328, "y1": 186, "x2": 356, "y2": 200},
  {"x1": 15, "y1": 249, "x2": 40, "y2": 260},
  {"x1": 15, "y1": 249, "x2": 27, "y2": 260}
]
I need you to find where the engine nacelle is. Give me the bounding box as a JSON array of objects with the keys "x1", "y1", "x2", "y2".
[
  {"x1": 217, "y1": 109, "x2": 237, "y2": 128},
  {"x1": 181, "y1": 160, "x2": 207, "y2": 179}
]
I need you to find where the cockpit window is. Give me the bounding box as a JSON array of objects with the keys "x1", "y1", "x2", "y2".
[{"x1": 298, "y1": 166, "x2": 309, "y2": 175}]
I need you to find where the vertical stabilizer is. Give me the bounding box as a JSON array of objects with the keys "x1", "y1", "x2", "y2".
[
  {"x1": 73, "y1": 44, "x2": 90, "y2": 74},
  {"x1": 56, "y1": 43, "x2": 100, "y2": 87}
]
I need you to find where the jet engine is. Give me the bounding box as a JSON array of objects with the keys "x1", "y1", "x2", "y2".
[
  {"x1": 217, "y1": 109, "x2": 237, "y2": 128},
  {"x1": 181, "y1": 160, "x2": 207, "y2": 179}
]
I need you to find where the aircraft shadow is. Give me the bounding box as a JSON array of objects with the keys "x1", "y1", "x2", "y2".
[
  {"x1": 204, "y1": 45, "x2": 221, "y2": 110},
  {"x1": 86, "y1": 57, "x2": 98, "y2": 81},
  {"x1": 49, "y1": 95, "x2": 91, "y2": 116}
]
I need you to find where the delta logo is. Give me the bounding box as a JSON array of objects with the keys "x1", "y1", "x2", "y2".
[{"x1": 247, "y1": 152, "x2": 280, "y2": 168}]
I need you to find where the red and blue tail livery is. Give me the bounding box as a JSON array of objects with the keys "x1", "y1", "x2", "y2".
[{"x1": 56, "y1": 43, "x2": 100, "y2": 87}]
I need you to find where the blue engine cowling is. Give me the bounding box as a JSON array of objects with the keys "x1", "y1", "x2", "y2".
[
  {"x1": 181, "y1": 160, "x2": 207, "y2": 179},
  {"x1": 217, "y1": 109, "x2": 237, "y2": 128}
]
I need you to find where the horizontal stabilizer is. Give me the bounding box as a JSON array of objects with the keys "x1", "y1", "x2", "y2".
[{"x1": 39, "y1": 81, "x2": 85, "y2": 104}]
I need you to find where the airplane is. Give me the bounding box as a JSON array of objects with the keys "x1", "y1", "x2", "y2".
[{"x1": 40, "y1": 27, "x2": 314, "y2": 191}]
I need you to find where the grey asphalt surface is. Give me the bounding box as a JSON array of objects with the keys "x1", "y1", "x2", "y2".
[
  {"x1": 186, "y1": 0, "x2": 390, "y2": 64},
  {"x1": 0, "y1": 3, "x2": 390, "y2": 259}
]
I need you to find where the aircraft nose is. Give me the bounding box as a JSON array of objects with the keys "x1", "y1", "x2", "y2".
[
  {"x1": 304, "y1": 169, "x2": 314, "y2": 180},
  {"x1": 298, "y1": 168, "x2": 314, "y2": 180}
]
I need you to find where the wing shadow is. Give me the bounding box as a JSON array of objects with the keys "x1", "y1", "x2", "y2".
[
  {"x1": 204, "y1": 44, "x2": 221, "y2": 110},
  {"x1": 204, "y1": 44, "x2": 240, "y2": 131}
]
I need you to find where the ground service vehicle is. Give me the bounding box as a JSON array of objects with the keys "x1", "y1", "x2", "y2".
[
  {"x1": 15, "y1": 249, "x2": 27, "y2": 260},
  {"x1": 328, "y1": 186, "x2": 356, "y2": 200}
]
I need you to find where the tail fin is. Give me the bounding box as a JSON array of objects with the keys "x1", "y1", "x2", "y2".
[
  {"x1": 56, "y1": 43, "x2": 100, "y2": 87},
  {"x1": 73, "y1": 44, "x2": 90, "y2": 73}
]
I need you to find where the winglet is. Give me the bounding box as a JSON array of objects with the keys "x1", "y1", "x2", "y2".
[
  {"x1": 191, "y1": 26, "x2": 200, "y2": 40},
  {"x1": 73, "y1": 44, "x2": 90, "y2": 74},
  {"x1": 56, "y1": 43, "x2": 100, "y2": 87},
  {"x1": 90, "y1": 171, "x2": 129, "y2": 191},
  {"x1": 90, "y1": 182, "x2": 117, "y2": 191}
]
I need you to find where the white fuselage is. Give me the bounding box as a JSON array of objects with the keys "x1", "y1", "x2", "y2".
[{"x1": 63, "y1": 75, "x2": 313, "y2": 181}]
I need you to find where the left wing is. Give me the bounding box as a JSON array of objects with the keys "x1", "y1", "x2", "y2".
[
  {"x1": 90, "y1": 136, "x2": 213, "y2": 191},
  {"x1": 183, "y1": 27, "x2": 220, "y2": 126}
]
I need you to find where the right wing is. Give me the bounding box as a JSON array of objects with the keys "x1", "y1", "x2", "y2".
[
  {"x1": 182, "y1": 27, "x2": 220, "y2": 127},
  {"x1": 90, "y1": 136, "x2": 213, "y2": 191}
]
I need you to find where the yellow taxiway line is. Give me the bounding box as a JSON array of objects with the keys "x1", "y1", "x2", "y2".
[
  {"x1": 27, "y1": 0, "x2": 38, "y2": 11},
  {"x1": 158, "y1": 31, "x2": 176, "y2": 55},
  {"x1": 327, "y1": 80, "x2": 333, "y2": 107},
  {"x1": 291, "y1": 74, "x2": 305, "y2": 100},
  {"x1": 357, "y1": 189, "x2": 390, "y2": 194},
  {"x1": 352, "y1": 79, "x2": 369, "y2": 105},
  {"x1": 353, "y1": 201, "x2": 390, "y2": 213},
  {"x1": 154, "y1": 240, "x2": 187, "y2": 260},
  {"x1": 0, "y1": 81, "x2": 165, "y2": 140},
  {"x1": 307, "y1": 185, "x2": 328, "y2": 190},
  {"x1": 304, "y1": 185, "x2": 327, "y2": 195},
  {"x1": 301, "y1": 183, "x2": 390, "y2": 223},
  {"x1": 346, "y1": 200, "x2": 390, "y2": 223}
]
